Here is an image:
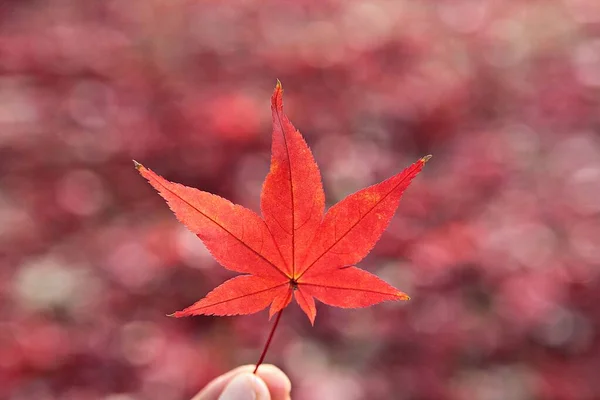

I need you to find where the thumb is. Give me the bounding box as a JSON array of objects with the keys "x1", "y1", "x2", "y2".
[{"x1": 218, "y1": 372, "x2": 271, "y2": 400}]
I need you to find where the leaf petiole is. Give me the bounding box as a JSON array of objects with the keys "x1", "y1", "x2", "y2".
[{"x1": 253, "y1": 307, "x2": 284, "y2": 374}]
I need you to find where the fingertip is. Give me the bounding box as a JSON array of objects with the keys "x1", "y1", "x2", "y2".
[
  {"x1": 192, "y1": 365, "x2": 290, "y2": 400},
  {"x1": 218, "y1": 372, "x2": 270, "y2": 400},
  {"x1": 253, "y1": 374, "x2": 272, "y2": 400},
  {"x1": 255, "y1": 364, "x2": 291, "y2": 400}
]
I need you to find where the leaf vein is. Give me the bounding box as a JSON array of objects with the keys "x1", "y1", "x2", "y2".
[
  {"x1": 274, "y1": 107, "x2": 296, "y2": 277},
  {"x1": 152, "y1": 177, "x2": 290, "y2": 279},
  {"x1": 297, "y1": 162, "x2": 421, "y2": 279},
  {"x1": 300, "y1": 282, "x2": 397, "y2": 296},
  {"x1": 188, "y1": 282, "x2": 289, "y2": 311}
]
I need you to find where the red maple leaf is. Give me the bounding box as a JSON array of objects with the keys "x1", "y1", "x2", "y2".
[{"x1": 135, "y1": 81, "x2": 430, "y2": 371}]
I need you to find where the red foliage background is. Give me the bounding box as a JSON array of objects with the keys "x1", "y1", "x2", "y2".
[{"x1": 1, "y1": 1, "x2": 600, "y2": 399}]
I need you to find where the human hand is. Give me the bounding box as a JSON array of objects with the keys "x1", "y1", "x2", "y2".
[{"x1": 192, "y1": 364, "x2": 292, "y2": 400}]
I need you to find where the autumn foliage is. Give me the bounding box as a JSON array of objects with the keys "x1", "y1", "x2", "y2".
[{"x1": 136, "y1": 82, "x2": 429, "y2": 328}]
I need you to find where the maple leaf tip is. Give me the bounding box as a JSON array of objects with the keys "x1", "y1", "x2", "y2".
[
  {"x1": 421, "y1": 154, "x2": 433, "y2": 163},
  {"x1": 397, "y1": 292, "x2": 411, "y2": 301},
  {"x1": 133, "y1": 160, "x2": 143, "y2": 170},
  {"x1": 272, "y1": 80, "x2": 284, "y2": 109}
]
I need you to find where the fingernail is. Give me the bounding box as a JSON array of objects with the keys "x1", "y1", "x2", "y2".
[{"x1": 218, "y1": 373, "x2": 259, "y2": 400}]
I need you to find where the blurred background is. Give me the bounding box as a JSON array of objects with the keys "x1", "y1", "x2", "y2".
[{"x1": 1, "y1": 0, "x2": 600, "y2": 399}]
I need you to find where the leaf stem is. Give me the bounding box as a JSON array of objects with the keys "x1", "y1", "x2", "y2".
[{"x1": 253, "y1": 308, "x2": 284, "y2": 374}]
